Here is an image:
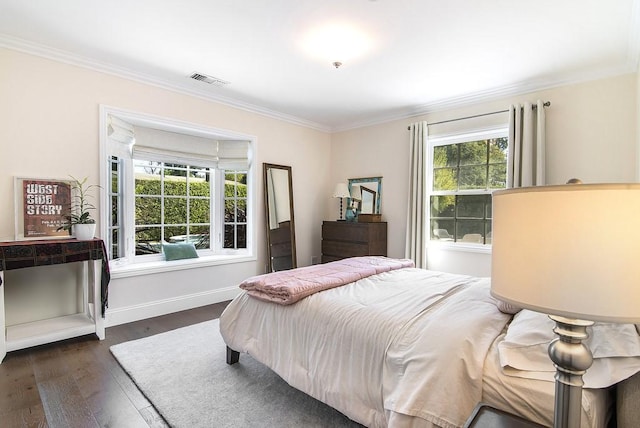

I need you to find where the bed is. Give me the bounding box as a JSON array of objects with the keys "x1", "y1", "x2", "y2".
[{"x1": 219, "y1": 256, "x2": 640, "y2": 428}]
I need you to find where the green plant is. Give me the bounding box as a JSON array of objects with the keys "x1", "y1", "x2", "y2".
[{"x1": 58, "y1": 176, "x2": 100, "y2": 231}]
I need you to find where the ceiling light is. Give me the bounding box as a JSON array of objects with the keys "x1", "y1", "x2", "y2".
[{"x1": 301, "y1": 23, "x2": 373, "y2": 64}]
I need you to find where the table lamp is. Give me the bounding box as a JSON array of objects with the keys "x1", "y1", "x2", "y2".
[
  {"x1": 491, "y1": 183, "x2": 640, "y2": 428},
  {"x1": 332, "y1": 183, "x2": 350, "y2": 220}
]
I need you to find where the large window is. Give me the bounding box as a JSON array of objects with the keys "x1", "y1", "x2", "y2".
[
  {"x1": 101, "y1": 107, "x2": 254, "y2": 271},
  {"x1": 429, "y1": 129, "x2": 508, "y2": 245}
]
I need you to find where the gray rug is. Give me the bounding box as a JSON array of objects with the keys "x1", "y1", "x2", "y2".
[{"x1": 110, "y1": 319, "x2": 363, "y2": 428}]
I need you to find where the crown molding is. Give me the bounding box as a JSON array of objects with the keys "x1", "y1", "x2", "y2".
[{"x1": 0, "y1": 34, "x2": 331, "y2": 133}]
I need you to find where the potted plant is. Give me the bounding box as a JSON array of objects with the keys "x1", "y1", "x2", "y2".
[{"x1": 58, "y1": 176, "x2": 100, "y2": 240}]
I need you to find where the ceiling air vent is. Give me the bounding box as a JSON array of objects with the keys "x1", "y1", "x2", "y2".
[{"x1": 189, "y1": 72, "x2": 230, "y2": 87}]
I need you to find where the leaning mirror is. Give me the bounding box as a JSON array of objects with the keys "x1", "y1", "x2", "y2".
[
  {"x1": 263, "y1": 163, "x2": 297, "y2": 272},
  {"x1": 348, "y1": 177, "x2": 382, "y2": 216}
]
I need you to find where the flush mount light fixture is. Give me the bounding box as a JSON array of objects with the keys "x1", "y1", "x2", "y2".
[{"x1": 301, "y1": 22, "x2": 373, "y2": 64}]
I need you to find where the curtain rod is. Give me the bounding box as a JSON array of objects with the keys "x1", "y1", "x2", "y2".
[{"x1": 407, "y1": 101, "x2": 551, "y2": 130}]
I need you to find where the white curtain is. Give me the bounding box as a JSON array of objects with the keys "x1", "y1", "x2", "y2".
[
  {"x1": 507, "y1": 100, "x2": 546, "y2": 187},
  {"x1": 405, "y1": 121, "x2": 428, "y2": 268}
]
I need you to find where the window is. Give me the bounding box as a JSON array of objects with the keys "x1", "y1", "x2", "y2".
[
  {"x1": 429, "y1": 129, "x2": 508, "y2": 245},
  {"x1": 132, "y1": 160, "x2": 215, "y2": 255},
  {"x1": 223, "y1": 171, "x2": 247, "y2": 249},
  {"x1": 101, "y1": 107, "x2": 254, "y2": 272}
]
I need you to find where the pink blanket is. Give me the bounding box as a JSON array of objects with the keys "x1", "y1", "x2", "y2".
[{"x1": 239, "y1": 256, "x2": 415, "y2": 305}]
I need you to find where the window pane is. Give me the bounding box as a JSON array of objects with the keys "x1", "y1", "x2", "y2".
[
  {"x1": 485, "y1": 221, "x2": 493, "y2": 244},
  {"x1": 457, "y1": 195, "x2": 486, "y2": 218},
  {"x1": 459, "y1": 141, "x2": 487, "y2": 166},
  {"x1": 135, "y1": 162, "x2": 162, "y2": 196},
  {"x1": 111, "y1": 229, "x2": 119, "y2": 259},
  {"x1": 236, "y1": 224, "x2": 247, "y2": 248},
  {"x1": 486, "y1": 197, "x2": 493, "y2": 219},
  {"x1": 489, "y1": 164, "x2": 507, "y2": 189},
  {"x1": 433, "y1": 168, "x2": 457, "y2": 191},
  {"x1": 459, "y1": 165, "x2": 487, "y2": 190},
  {"x1": 135, "y1": 226, "x2": 161, "y2": 255},
  {"x1": 189, "y1": 198, "x2": 210, "y2": 223},
  {"x1": 110, "y1": 170, "x2": 118, "y2": 193},
  {"x1": 224, "y1": 224, "x2": 235, "y2": 248},
  {"x1": 164, "y1": 175, "x2": 187, "y2": 196},
  {"x1": 136, "y1": 196, "x2": 161, "y2": 224},
  {"x1": 433, "y1": 145, "x2": 458, "y2": 168},
  {"x1": 190, "y1": 225, "x2": 210, "y2": 249},
  {"x1": 189, "y1": 171, "x2": 210, "y2": 197},
  {"x1": 225, "y1": 201, "x2": 237, "y2": 222},
  {"x1": 165, "y1": 226, "x2": 187, "y2": 242},
  {"x1": 164, "y1": 197, "x2": 187, "y2": 224},
  {"x1": 430, "y1": 195, "x2": 455, "y2": 218},
  {"x1": 457, "y1": 220, "x2": 485, "y2": 243},
  {"x1": 111, "y1": 196, "x2": 119, "y2": 226},
  {"x1": 431, "y1": 219, "x2": 455, "y2": 240},
  {"x1": 488, "y1": 137, "x2": 508, "y2": 163},
  {"x1": 237, "y1": 198, "x2": 247, "y2": 222}
]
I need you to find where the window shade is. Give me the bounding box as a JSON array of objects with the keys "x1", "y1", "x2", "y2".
[
  {"x1": 108, "y1": 115, "x2": 135, "y2": 144},
  {"x1": 218, "y1": 140, "x2": 250, "y2": 170},
  {"x1": 132, "y1": 127, "x2": 249, "y2": 169}
]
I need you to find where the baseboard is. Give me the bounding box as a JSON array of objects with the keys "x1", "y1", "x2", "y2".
[{"x1": 104, "y1": 286, "x2": 242, "y2": 327}]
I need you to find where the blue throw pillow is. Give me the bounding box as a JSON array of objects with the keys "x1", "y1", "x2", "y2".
[{"x1": 162, "y1": 242, "x2": 199, "y2": 261}]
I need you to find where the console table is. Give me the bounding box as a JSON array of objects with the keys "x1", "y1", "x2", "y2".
[{"x1": 0, "y1": 238, "x2": 110, "y2": 363}]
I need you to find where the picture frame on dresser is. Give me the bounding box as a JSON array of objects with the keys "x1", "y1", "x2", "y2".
[{"x1": 14, "y1": 177, "x2": 72, "y2": 241}]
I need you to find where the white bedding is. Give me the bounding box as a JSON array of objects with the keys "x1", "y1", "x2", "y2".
[{"x1": 219, "y1": 267, "x2": 610, "y2": 428}]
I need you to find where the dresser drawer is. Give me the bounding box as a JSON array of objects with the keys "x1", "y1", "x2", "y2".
[
  {"x1": 321, "y1": 221, "x2": 387, "y2": 263},
  {"x1": 322, "y1": 240, "x2": 370, "y2": 258},
  {"x1": 322, "y1": 222, "x2": 377, "y2": 242}
]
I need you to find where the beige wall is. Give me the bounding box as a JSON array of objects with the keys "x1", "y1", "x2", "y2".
[
  {"x1": 1, "y1": 46, "x2": 637, "y2": 322},
  {"x1": 330, "y1": 73, "x2": 638, "y2": 276},
  {"x1": 0, "y1": 48, "x2": 331, "y2": 324}
]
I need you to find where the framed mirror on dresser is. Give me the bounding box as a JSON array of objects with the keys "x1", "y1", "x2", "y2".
[
  {"x1": 348, "y1": 176, "x2": 382, "y2": 221},
  {"x1": 347, "y1": 177, "x2": 382, "y2": 222}
]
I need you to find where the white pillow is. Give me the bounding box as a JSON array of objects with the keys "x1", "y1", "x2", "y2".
[
  {"x1": 498, "y1": 309, "x2": 640, "y2": 388},
  {"x1": 496, "y1": 299, "x2": 522, "y2": 315}
]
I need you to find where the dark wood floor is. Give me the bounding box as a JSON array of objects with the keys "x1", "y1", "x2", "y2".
[{"x1": 0, "y1": 302, "x2": 230, "y2": 428}]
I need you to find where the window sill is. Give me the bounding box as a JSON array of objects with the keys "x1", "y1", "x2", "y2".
[
  {"x1": 428, "y1": 240, "x2": 492, "y2": 255},
  {"x1": 110, "y1": 253, "x2": 256, "y2": 279}
]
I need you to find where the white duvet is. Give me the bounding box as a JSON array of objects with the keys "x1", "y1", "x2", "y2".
[{"x1": 220, "y1": 268, "x2": 511, "y2": 428}]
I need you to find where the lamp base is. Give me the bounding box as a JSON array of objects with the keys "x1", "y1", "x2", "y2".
[{"x1": 548, "y1": 315, "x2": 594, "y2": 428}]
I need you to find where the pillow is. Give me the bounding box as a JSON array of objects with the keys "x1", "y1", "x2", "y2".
[
  {"x1": 162, "y1": 242, "x2": 199, "y2": 261},
  {"x1": 498, "y1": 309, "x2": 640, "y2": 388}
]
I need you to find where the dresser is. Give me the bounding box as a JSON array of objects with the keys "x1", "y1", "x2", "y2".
[{"x1": 321, "y1": 221, "x2": 387, "y2": 263}]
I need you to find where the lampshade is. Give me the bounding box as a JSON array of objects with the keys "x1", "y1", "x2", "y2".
[
  {"x1": 350, "y1": 185, "x2": 362, "y2": 201},
  {"x1": 332, "y1": 182, "x2": 350, "y2": 198},
  {"x1": 491, "y1": 183, "x2": 640, "y2": 323}
]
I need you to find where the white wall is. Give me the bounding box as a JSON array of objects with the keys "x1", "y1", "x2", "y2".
[
  {"x1": 0, "y1": 48, "x2": 331, "y2": 325},
  {"x1": 330, "y1": 73, "x2": 639, "y2": 277}
]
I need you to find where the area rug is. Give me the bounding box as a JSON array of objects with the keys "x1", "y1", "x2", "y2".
[{"x1": 110, "y1": 319, "x2": 363, "y2": 427}]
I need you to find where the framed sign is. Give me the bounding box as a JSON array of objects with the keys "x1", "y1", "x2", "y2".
[{"x1": 14, "y1": 177, "x2": 72, "y2": 240}]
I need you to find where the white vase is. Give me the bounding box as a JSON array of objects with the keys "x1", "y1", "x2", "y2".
[{"x1": 74, "y1": 223, "x2": 96, "y2": 240}]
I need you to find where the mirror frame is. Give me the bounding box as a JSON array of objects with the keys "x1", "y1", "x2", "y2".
[
  {"x1": 263, "y1": 163, "x2": 297, "y2": 272},
  {"x1": 348, "y1": 176, "x2": 382, "y2": 216}
]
